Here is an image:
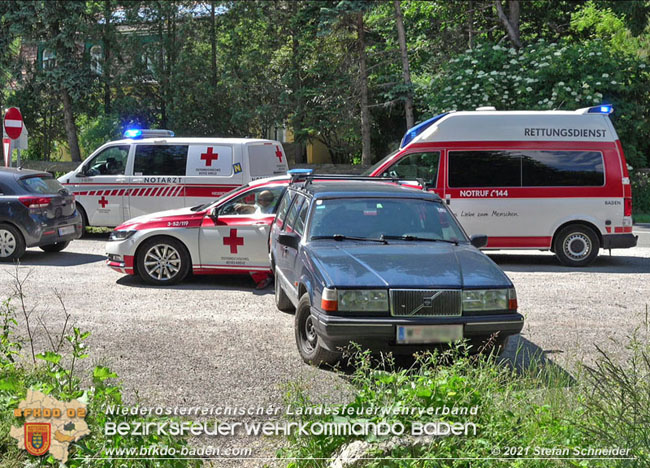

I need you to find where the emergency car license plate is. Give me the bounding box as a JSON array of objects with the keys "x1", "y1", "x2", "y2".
[
  {"x1": 396, "y1": 325, "x2": 462, "y2": 344},
  {"x1": 58, "y1": 225, "x2": 75, "y2": 236}
]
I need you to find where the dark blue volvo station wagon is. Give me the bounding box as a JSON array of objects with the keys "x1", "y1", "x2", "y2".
[{"x1": 269, "y1": 177, "x2": 524, "y2": 366}]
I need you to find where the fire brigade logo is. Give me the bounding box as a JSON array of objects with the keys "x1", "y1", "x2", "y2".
[
  {"x1": 10, "y1": 390, "x2": 90, "y2": 463},
  {"x1": 24, "y1": 423, "x2": 51, "y2": 456}
]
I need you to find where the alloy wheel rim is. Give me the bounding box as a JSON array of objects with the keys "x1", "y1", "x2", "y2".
[
  {"x1": 563, "y1": 233, "x2": 591, "y2": 260},
  {"x1": 0, "y1": 230, "x2": 16, "y2": 257},
  {"x1": 143, "y1": 244, "x2": 181, "y2": 281}
]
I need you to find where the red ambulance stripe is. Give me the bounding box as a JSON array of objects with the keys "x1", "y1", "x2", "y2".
[
  {"x1": 160, "y1": 187, "x2": 172, "y2": 197},
  {"x1": 486, "y1": 236, "x2": 552, "y2": 248},
  {"x1": 111, "y1": 190, "x2": 118, "y2": 196},
  {"x1": 185, "y1": 186, "x2": 239, "y2": 198},
  {"x1": 173, "y1": 186, "x2": 184, "y2": 197}
]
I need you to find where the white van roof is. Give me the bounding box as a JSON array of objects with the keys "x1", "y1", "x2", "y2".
[
  {"x1": 408, "y1": 106, "x2": 618, "y2": 146},
  {"x1": 110, "y1": 137, "x2": 281, "y2": 146}
]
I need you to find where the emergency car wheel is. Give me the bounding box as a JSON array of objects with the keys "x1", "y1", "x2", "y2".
[
  {"x1": 40, "y1": 241, "x2": 70, "y2": 253},
  {"x1": 137, "y1": 237, "x2": 190, "y2": 285},
  {"x1": 275, "y1": 268, "x2": 295, "y2": 313},
  {"x1": 76, "y1": 204, "x2": 88, "y2": 235},
  {"x1": 554, "y1": 225, "x2": 599, "y2": 267},
  {"x1": 295, "y1": 293, "x2": 340, "y2": 367},
  {"x1": 0, "y1": 224, "x2": 25, "y2": 261}
]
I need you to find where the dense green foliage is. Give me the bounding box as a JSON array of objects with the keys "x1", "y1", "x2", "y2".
[{"x1": 280, "y1": 332, "x2": 650, "y2": 467}]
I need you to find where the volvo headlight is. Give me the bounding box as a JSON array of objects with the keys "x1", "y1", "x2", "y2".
[
  {"x1": 462, "y1": 288, "x2": 516, "y2": 311},
  {"x1": 338, "y1": 289, "x2": 388, "y2": 312},
  {"x1": 108, "y1": 230, "x2": 136, "y2": 241}
]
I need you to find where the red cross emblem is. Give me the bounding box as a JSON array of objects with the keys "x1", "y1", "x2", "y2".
[
  {"x1": 223, "y1": 228, "x2": 244, "y2": 254},
  {"x1": 98, "y1": 196, "x2": 108, "y2": 208},
  {"x1": 200, "y1": 147, "x2": 219, "y2": 167},
  {"x1": 275, "y1": 146, "x2": 283, "y2": 163}
]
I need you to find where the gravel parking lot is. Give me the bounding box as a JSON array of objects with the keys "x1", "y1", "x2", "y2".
[{"x1": 1, "y1": 226, "x2": 649, "y2": 465}]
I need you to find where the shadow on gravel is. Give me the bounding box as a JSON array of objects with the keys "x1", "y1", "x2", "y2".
[
  {"x1": 488, "y1": 253, "x2": 650, "y2": 274},
  {"x1": 14, "y1": 250, "x2": 106, "y2": 266},
  {"x1": 500, "y1": 335, "x2": 575, "y2": 385},
  {"x1": 116, "y1": 273, "x2": 274, "y2": 295}
]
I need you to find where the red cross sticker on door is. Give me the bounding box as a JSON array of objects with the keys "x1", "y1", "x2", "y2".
[
  {"x1": 275, "y1": 146, "x2": 283, "y2": 163},
  {"x1": 223, "y1": 228, "x2": 244, "y2": 254},
  {"x1": 200, "y1": 147, "x2": 219, "y2": 167},
  {"x1": 98, "y1": 196, "x2": 108, "y2": 208}
]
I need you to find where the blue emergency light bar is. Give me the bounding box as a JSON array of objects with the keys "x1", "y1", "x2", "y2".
[
  {"x1": 400, "y1": 112, "x2": 449, "y2": 149},
  {"x1": 288, "y1": 168, "x2": 314, "y2": 182},
  {"x1": 586, "y1": 105, "x2": 613, "y2": 115},
  {"x1": 123, "y1": 129, "x2": 175, "y2": 139}
]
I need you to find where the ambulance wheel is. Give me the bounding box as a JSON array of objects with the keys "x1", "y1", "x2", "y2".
[
  {"x1": 76, "y1": 204, "x2": 88, "y2": 235},
  {"x1": 274, "y1": 267, "x2": 295, "y2": 313},
  {"x1": 554, "y1": 225, "x2": 599, "y2": 267},
  {"x1": 295, "y1": 293, "x2": 340, "y2": 367},
  {"x1": 0, "y1": 224, "x2": 26, "y2": 261},
  {"x1": 137, "y1": 237, "x2": 190, "y2": 285},
  {"x1": 40, "y1": 241, "x2": 70, "y2": 253}
]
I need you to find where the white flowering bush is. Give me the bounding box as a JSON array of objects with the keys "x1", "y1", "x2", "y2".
[{"x1": 420, "y1": 39, "x2": 650, "y2": 168}]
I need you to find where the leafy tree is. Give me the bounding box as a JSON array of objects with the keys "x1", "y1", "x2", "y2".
[{"x1": 8, "y1": 1, "x2": 98, "y2": 162}]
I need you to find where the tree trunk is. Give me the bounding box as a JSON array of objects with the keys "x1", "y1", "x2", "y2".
[
  {"x1": 468, "y1": 0, "x2": 474, "y2": 49},
  {"x1": 494, "y1": 0, "x2": 521, "y2": 48},
  {"x1": 210, "y1": 1, "x2": 217, "y2": 88},
  {"x1": 103, "y1": 0, "x2": 112, "y2": 114},
  {"x1": 61, "y1": 89, "x2": 81, "y2": 162},
  {"x1": 393, "y1": 0, "x2": 414, "y2": 130},
  {"x1": 357, "y1": 13, "x2": 372, "y2": 165}
]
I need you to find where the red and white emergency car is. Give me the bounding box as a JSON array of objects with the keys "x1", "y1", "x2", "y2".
[
  {"x1": 59, "y1": 130, "x2": 288, "y2": 229},
  {"x1": 106, "y1": 176, "x2": 290, "y2": 285},
  {"x1": 367, "y1": 105, "x2": 638, "y2": 266}
]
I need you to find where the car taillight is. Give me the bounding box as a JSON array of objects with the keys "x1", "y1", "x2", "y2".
[
  {"x1": 19, "y1": 196, "x2": 50, "y2": 213},
  {"x1": 624, "y1": 198, "x2": 632, "y2": 217},
  {"x1": 321, "y1": 287, "x2": 338, "y2": 312},
  {"x1": 508, "y1": 288, "x2": 518, "y2": 311}
]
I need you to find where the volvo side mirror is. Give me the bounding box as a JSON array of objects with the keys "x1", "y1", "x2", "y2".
[
  {"x1": 278, "y1": 232, "x2": 300, "y2": 250},
  {"x1": 470, "y1": 234, "x2": 488, "y2": 248}
]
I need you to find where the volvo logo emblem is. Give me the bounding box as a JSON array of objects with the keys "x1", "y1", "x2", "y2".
[{"x1": 406, "y1": 291, "x2": 442, "y2": 316}]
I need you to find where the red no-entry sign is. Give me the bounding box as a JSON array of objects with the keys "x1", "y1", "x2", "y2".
[{"x1": 4, "y1": 107, "x2": 23, "y2": 140}]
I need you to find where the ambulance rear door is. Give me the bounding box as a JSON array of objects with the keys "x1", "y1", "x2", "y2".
[
  {"x1": 245, "y1": 142, "x2": 289, "y2": 181},
  {"x1": 183, "y1": 143, "x2": 243, "y2": 207}
]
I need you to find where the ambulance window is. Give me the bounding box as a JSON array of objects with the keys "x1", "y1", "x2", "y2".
[
  {"x1": 382, "y1": 152, "x2": 440, "y2": 187},
  {"x1": 275, "y1": 191, "x2": 295, "y2": 229},
  {"x1": 285, "y1": 196, "x2": 305, "y2": 234},
  {"x1": 85, "y1": 145, "x2": 129, "y2": 176},
  {"x1": 521, "y1": 151, "x2": 604, "y2": 186},
  {"x1": 448, "y1": 151, "x2": 521, "y2": 187},
  {"x1": 134, "y1": 145, "x2": 188, "y2": 176},
  {"x1": 219, "y1": 185, "x2": 284, "y2": 216}
]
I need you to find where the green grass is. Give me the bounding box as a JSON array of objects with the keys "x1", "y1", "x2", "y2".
[{"x1": 279, "y1": 325, "x2": 650, "y2": 468}]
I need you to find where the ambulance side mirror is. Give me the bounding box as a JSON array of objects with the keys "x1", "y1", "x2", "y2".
[
  {"x1": 209, "y1": 207, "x2": 219, "y2": 220},
  {"x1": 470, "y1": 235, "x2": 488, "y2": 248}
]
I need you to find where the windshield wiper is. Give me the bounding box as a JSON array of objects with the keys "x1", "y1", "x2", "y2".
[
  {"x1": 311, "y1": 234, "x2": 388, "y2": 244},
  {"x1": 381, "y1": 234, "x2": 459, "y2": 245}
]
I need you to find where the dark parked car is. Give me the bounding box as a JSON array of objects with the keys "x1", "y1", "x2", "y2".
[
  {"x1": 0, "y1": 168, "x2": 82, "y2": 261},
  {"x1": 270, "y1": 178, "x2": 524, "y2": 365}
]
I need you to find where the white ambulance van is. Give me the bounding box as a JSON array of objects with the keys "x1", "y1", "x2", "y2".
[
  {"x1": 368, "y1": 105, "x2": 637, "y2": 266},
  {"x1": 58, "y1": 130, "x2": 289, "y2": 228}
]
